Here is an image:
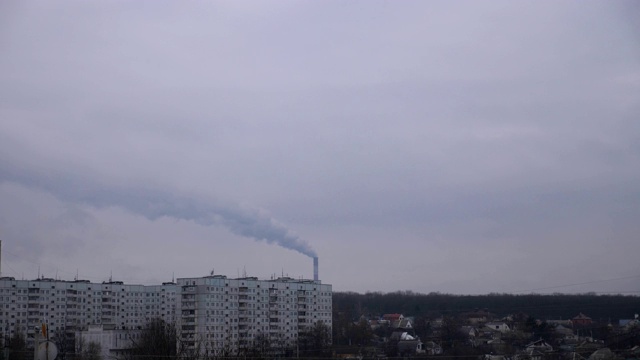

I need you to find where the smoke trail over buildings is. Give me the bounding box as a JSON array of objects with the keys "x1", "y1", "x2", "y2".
[{"x1": 0, "y1": 164, "x2": 317, "y2": 258}]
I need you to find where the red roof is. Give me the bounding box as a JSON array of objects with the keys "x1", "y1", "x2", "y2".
[
  {"x1": 383, "y1": 313, "x2": 403, "y2": 321},
  {"x1": 573, "y1": 313, "x2": 592, "y2": 320}
]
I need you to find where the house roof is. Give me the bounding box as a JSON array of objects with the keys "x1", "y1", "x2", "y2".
[
  {"x1": 460, "y1": 326, "x2": 478, "y2": 335},
  {"x1": 390, "y1": 331, "x2": 411, "y2": 341},
  {"x1": 564, "y1": 352, "x2": 586, "y2": 360},
  {"x1": 383, "y1": 313, "x2": 403, "y2": 321},
  {"x1": 486, "y1": 322, "x2": 508, "y2": 327},
  {"x1": 573, "y1": 313, "x2": 592, "y2": 320},
  {"x1": 526, "y1": 339, "x2": 553, "y2": 349},
  {"x1": 555, "y1": 325, "x2": 574, "y2": 335},
  {"x1": 397, "y1": 340, "x2": 422, "y2": 351},
  {"x1": 393, "y1": 319, "x2": 413, "y2": 329},
  {"x1": 588, "y1": 348, "x2": 614, "y2": 360}
]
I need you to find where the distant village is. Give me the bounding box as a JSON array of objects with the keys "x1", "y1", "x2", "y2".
[{"x1": 336, "y1": 310, "x2": 640, "y2": 360}]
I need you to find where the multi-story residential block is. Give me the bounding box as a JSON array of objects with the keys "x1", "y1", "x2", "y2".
[
  {"x1": 0, "y1": 273, "x2": 332, "y2": 355},
  {"x1": 0, "y1": 277, "x2": 177, "y2": 349},
  {"x1": 176, "y1": 275, "x2": 332, "y2": 354}
]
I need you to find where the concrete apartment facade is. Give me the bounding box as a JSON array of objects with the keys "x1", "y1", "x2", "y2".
[
  {"x1": 0, "y1": 277, "x2": 177, "y2": 350},
  {"x1": 0, "y1": 274, "x2": 331, "y2": 355},
  {"x1": 177, "y1": 275, "x2": 332, "y2": 354}
]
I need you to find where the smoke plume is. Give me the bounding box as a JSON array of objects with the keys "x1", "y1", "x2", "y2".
[{"x1": 0, "y1": 164, "x2": 317, "y2": 258}]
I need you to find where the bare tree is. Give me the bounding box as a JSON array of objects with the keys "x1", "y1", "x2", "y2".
[
  {"x1": 5, "y1": 331, "x2": 28, "y2": 360},
  {"x1": 123, "y1": 319, "x2": 177, "y2": 360},
  {"x1": 78, "y1": 342, "x2": 102, "y2": 360},
  {"x1": 298, "y1": 321, "x2": 331, "y2": 358}
]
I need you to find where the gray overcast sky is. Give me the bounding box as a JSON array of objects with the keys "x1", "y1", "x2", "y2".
[{"x1": 1, "y1": 1, "x2": 639, "y2": 294}]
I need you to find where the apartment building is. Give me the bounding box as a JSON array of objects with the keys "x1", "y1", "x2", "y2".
[
  {"x1": 0, "y1": 274, "x2": 332, "y2": 355},
  {"x1": 176, "y1": 275, "x2": 332, "y2": 354},
  {"x1": 0, "y1": 277, "x2": 177, "y2": 348}
]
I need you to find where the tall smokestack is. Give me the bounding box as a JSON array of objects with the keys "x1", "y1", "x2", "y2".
[{"x1": 313, "y1": 256, "x2": 318, "y2": 281}]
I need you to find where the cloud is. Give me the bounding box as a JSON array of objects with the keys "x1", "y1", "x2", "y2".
[{"x1": 0, "y1": 1, "x2": 638, "y2": 293}]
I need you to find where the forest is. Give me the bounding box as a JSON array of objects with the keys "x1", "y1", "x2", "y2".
[{"x1": 333, "y1": 291, "x2": 640, "y2": 321}]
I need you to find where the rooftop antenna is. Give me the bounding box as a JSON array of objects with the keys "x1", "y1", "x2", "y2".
[
  {"x1": 172, "y1": 272, "x2": 175, "y2": 283},
  {"x1": 75, "y1": 269, "x2": 78, "y2": 281},
  {"x1": 38, "y1": 266, "x2": 40, "y2": 279},
  {"x1": 109, "y1": 270, "x2": 112, "y2": 282},
  {"x1": 210, "y1": 268, "x2": 215, "y2": 276},
  {"x1": 243, "y1": 266, "x2": 247, "y2": 278}
]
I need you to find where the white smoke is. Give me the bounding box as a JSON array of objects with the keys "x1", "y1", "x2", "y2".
[{"x1": 0, "y1": 164, "x2": 317, "y2": 258}]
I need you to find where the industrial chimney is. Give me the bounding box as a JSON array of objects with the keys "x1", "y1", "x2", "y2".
[{"x1": 313, "y1": 256, "x2": 318, "y2": 281}]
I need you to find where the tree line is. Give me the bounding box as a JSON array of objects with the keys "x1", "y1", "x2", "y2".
[{"x1": 333, "y1": 291, "x2": 640, "y2": 321}]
